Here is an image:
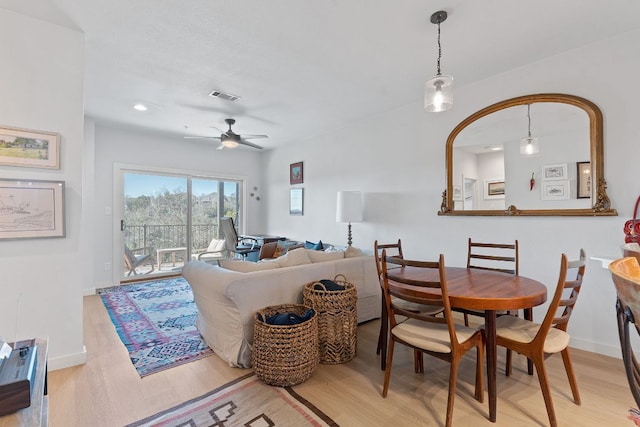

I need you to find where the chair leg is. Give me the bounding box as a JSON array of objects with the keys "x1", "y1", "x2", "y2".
[
  {"x1": 379, "y1": 302, "x2": 388, "y2": 371},
  {"x1": 475, "y1": 344, "x2": 484, "y2": 403},
  {"x1": 414, "y1": 349, "x2": 423, "y2": 374},
  {"x1": 561, "y1": 348, "x2": 581, "y2": 405},
  {"x1": 532, "y1": 355, "x2": 558, "y2": 427},
  {"x1": 463, "y1": 312, "x2": 470, "y2": 327},
  {"x1": 505, "y1": 348, "x2": 512, "y2": 376},
  {"x1": 445, "y1": 358, "x2": 459, "y2": 427},
  {"x1": 382, "y1": 339, "x2": 395, "y2": 397}
]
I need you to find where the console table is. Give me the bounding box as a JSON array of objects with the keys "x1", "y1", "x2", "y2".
[{"x1": 0, "y1": 338, "x2": 48, "y2": 427}]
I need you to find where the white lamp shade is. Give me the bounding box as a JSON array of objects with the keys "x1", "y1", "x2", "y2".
[
  {"x1": 424, "y1": 74, "x2": 453, "y2": 112},
  {"x1": 336, "y1": 191, "x2": 363, "y2": 223}
]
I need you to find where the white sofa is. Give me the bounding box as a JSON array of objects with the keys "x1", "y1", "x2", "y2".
[{"x1": 182, "y1": 248, "x2": 381, "y2": 368}]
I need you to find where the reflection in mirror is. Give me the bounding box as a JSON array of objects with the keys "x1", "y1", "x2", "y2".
[
  {"x1": 454, "y1": 102, "x2": 590, "y2": 210},
  {"x1": 440, "y1": 94, "x2": 616, "y2": 216}
]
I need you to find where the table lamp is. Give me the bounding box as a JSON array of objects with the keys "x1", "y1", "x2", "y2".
[{"x1": 336, "y1": 191, "x2": 362, "y2": 246}]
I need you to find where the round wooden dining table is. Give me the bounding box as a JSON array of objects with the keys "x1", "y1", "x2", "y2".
[{"x1": 386, "y1": 266, "x2": 547, "y2": 423}]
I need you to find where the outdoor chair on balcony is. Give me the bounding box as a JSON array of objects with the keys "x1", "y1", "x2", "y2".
[
  {"x1": 192, "y1": 238, "x2": 226, "y2": 262},
  {"x1": 124, "y1": 245, "x2": 155, "y2": 276}
]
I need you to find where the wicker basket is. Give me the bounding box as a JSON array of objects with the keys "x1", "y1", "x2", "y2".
[
  {"x1": 253, "y1": 304, "x2": 319, "y2": 386},
  {"x1": 303, "y1": 274, "x2": 358, "y2": 364}
]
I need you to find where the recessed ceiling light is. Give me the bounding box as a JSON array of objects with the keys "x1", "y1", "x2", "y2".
[
  {"x1": 492, "y1": 146, "x2": 503, "y2": 151},
  {"x1": 133, "y1": 103, "x2": 148, "y2": 111}
]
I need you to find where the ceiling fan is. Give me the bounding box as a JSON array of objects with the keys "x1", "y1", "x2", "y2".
[{"x1": 185, "y1": 118, "x2": 267, "y2": 150}]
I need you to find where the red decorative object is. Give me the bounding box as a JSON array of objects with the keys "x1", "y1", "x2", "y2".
[
  {"x1": 624, "y1": 196, "x2": 640, "y2": 244},
  {"x1": 530, "y1": 172, "x2": 535, "y2": 191}
]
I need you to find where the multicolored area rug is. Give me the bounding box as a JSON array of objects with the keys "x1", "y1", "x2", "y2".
[
  {"x1": 99, "y1": 277, "x2": 213, "y2": 377},
  {"x1": 125, "y1": 373, "x2": 339, "y2": 427}
]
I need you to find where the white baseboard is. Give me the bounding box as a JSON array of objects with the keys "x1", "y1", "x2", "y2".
[
  {"x1": 48, "y1": 345, "x2": 87, "y2": 371},
  {"x1": 570, "y1": 336, "x2": 622, "y2": 359},
  {"x1": 83, "y1": 287, "x2": 96, "y2": 296}
]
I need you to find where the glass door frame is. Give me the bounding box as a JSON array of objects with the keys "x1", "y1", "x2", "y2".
[{"x1": 112, "y1": 162, "x2": 248, "y2": 283}]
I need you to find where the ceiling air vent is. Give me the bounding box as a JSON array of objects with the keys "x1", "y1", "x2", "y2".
[{"x1": 208, "y1": 90, "x2": 241, "y2": 102}]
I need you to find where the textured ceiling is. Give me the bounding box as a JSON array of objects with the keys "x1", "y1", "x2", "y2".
[{"x1": 3, "y1": 0, "x2": 640, "y2": 150}]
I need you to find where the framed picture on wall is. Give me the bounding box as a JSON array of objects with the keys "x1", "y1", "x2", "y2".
[
  {"x1": 541, "y1": 180, "x2": 570, "y2": 200},
  {"x1": 290, "y1": 188, "x2": 303, "y2": 215},
  {"x1": 576, "y1": 161, "x2": 591, "y2": 199},
  {"x1": 483, "y1": 179, "x2": 505, "y2": 200},
  {"x1": 542, "y1": 163, "x2": 568, "y2": 181},
  {"x1": 0, "y1": 125, "x2": 60, "y2": 169},
  {"x1": 0, "y1": 178, "x2": 65, "y2": 239},
  {"x1": 290, "y1": 161, "x2": 303, "y2": 185}
]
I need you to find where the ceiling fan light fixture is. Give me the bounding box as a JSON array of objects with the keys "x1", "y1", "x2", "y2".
[
  {"x1": 424, "y1": 10, "x2": 453, "y2": 113},
  {"x1": 221, "y1": 135, "x2": 239, "y2": 148}
]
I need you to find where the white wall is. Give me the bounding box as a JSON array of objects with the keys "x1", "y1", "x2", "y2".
[
  {"x1": 263, "y1": 29, "x2": 640, "y2": 358},
  {"x1": 91, "y1": 124, "x2": 264, "y2": 289},
  {"x1": 0, "y1": 9, "x2": 86, "y2": 369}
]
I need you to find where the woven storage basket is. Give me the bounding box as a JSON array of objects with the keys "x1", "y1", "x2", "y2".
[
  {"x1": 303, "y1": 274, "x2": 358, "y2": 364},
  {"x1": 253, "y1": 304, "x2": 319, "y2": 386}
]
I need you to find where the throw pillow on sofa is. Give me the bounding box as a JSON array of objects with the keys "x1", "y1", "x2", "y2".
[
  {"x1": 305, "y1": 240, "x2": 324, "y2": 250},
  {"x1": 345, "y1": 246, "x2": 364, "y2": 258},
  {"x1": 218, "y1": 259, "x2": 280, "y2": 272},
  {"x1": 307, "y1": 249, "x2": 344, "y2": 263},
  {"x1": 276, "y1": 247, "x2": 312, "y2": 267}
]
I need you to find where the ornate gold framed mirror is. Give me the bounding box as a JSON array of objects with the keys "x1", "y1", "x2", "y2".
[{"x1": 439, "y1": 93, "x2": 617, "y2": 216}]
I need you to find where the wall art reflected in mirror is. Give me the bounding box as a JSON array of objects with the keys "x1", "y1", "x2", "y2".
[{"x1": 439, "y1": 93, "x2": 617, "y2": 216}]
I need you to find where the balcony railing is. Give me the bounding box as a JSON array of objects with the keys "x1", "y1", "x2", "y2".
[{"x1": 124, "y1": 224, "x2": 219, "y2": 254}]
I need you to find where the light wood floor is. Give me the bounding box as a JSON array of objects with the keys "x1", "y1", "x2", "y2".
[{"x1": 47, "y1": 295, "x2": 636, "y2": 427}]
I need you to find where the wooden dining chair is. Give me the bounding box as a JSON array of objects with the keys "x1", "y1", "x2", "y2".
[
  {"x1": 380, "y1": 251, "x2": 485, "y2": 427},
  {"x1": 494, "y1": 249, "x2": 585, "y2": 427},
  {"x1": 374, "y1": 240, "x2": 443, "y2": 371},
  {"x1": 463, "y1": 238, "x2": 519, "y2": 326}
]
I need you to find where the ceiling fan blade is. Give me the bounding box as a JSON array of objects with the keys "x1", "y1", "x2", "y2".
[
  {"x1": 184, "y1": 136, "x2": 222, "y2": 140},
  {"x1": 240, "y1": 134, "x2": 268, "y2": 139},
  {"x1": 216, "y1": 144, "x2": 225, "y2": 150},
  {"x1": 238, "y1": 139, "x2": 264, "y2": 150}
]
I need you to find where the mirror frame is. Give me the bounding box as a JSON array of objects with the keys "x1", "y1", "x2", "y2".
[{"x1": 439, "y1": 93, "x2": 617, "y2": 216}]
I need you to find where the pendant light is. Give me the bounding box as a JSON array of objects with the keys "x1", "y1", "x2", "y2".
[
  {"x1": 520, "y1": 104, "x2": 540, "y2": 155},
  {"x1": 424, "y1": 10, "x2": 453, "y2": 112}
]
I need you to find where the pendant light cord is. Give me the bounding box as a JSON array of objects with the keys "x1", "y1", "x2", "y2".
[
  {"x1": 436, "y1": 21, "x2": 442, "y2": 76},
  {"x1": 527, "y1": 104, "x2": 532, "y2": 138}
]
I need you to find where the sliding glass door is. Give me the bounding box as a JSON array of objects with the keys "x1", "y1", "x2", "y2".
[{"x1": 121, "y1": 170, "x2": 242, "y2": 280}]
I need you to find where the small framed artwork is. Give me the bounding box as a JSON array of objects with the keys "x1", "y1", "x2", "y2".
[
  {"x1": 542, "y1": 163, "x2": 568, "y2": 181},
  {"x1": 0, "y1": 179, "x2": 65, "y2": 239},
  {"x1": 290, "y1": 161, "x2": 303, "y2": 185},
  {"x1": 541, "y1": 180, "x2": 570, "y2": 200},
  {"x1": 290, "y1": 188, "x2": 303, "y2": 216},
  {"x1": 0, "y1": 126, "x2": 60, "y2": 169},
  {"x1": 483, "y1": 179, "x2": 505, "y2": 200},
  {"x1": 576, "y1": 161, "x2": 591, "y2": 199},
  {"x1": 452, "y1": 185, "x2": 462, "y2": 201}
]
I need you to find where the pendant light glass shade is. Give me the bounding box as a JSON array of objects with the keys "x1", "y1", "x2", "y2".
[
  {"x1": 425, "y1": 75, "x2": 453, "y2": 112},
  {"x1": 520, "y1": 104, "x2": 539, "y2": 155},
  {"x1": 520, "y1": 136, "x2": 539, "y2": 155}
]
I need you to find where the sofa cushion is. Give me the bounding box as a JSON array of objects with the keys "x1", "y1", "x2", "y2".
[
  {"x1": 276, "y1": 247, "x2": 312, "y2": 267},
  {"x1": 218, "y1": 259, "x2": 280, "y2": 272},
  {"x1": 307, "y1": 249, "x2": 345, "y2": 263}
]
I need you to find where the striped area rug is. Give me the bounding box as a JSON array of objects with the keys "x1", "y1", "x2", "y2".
[
  {"x1": 98, "y1": 277, "x2": 213, "y2": 377},
  {"x1": 126, "y1": 373, "x2": 338, "y2": 427}
]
